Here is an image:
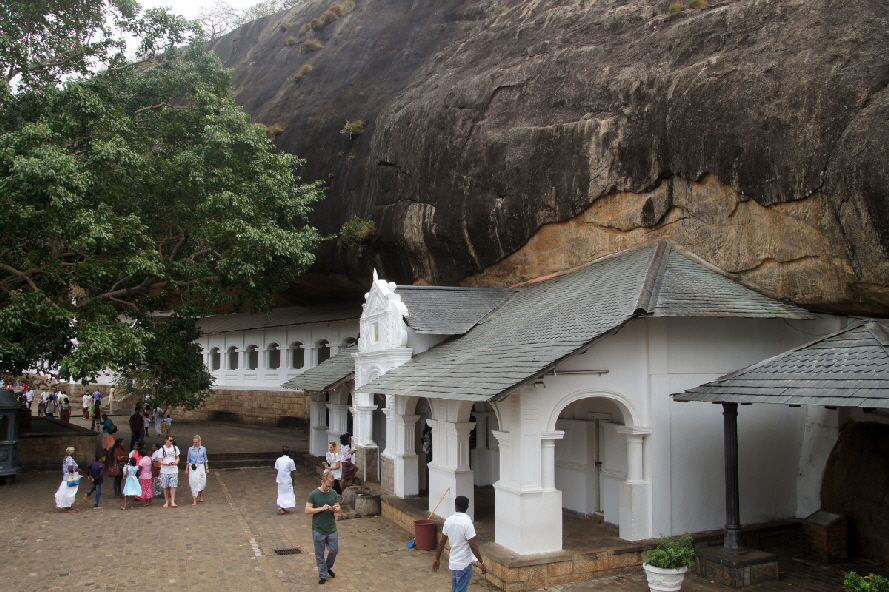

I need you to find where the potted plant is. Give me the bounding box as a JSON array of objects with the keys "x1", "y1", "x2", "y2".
[{"x1": 642, "y1": 534, "x2": 695, "y2": 592}]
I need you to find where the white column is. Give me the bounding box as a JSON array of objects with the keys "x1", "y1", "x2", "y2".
[
  {"x1": 472, "y1": 412, "x2": 496, "y2": 487},
  {"x1": 309, "y1": 392, "x2": 328, "y2": 457},
  {"x1": 392, "y1": 414, "x2": 420, "y2": 497},
  {"x1": 493, "y1": 428, "x2": 564, "y2": 555},
  {"x1": 541, "y1": 430, "x2": 565, "y2": 492},
  {"x1": 351, "y1": 392, "x2": 379, "y2": 484},
  {"x1": 383, "y1": 396, "x2": 397, "y2": 457},
  {"x1": 617, "y1": 427, "x2": 651, "y2": 541},
  {"x1": 327, "y1": 403, "x2": 350, "y2": 447},
  {"x1": 352, "y1": 393, "x2": 376, "y2": 447},
  {"x1": 428, "y1": 420, "x2": 476, "y2": 519}
]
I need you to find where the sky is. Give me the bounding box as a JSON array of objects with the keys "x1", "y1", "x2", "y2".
[{"x1": 141, "y1": 0, "x2": 263, "y2": 21}]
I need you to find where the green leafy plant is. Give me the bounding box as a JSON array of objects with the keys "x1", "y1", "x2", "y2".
[
  {"x1": 343, "y1": 0, "x2": 356, "y2": 13},
  {"x1": 301, "y1": 39, "x2": 324, "y2": 53},
  {"x1": 844, "y1": 572, "x2": 889, "y2": 592},
  {"x1": 338, "y1": 216, "x2": 375, "y2": 254},
  {"x1": 290, "y1": 64, "x2": 313, "y2": 83},
  {"x1": 282, "y1": 35, "x2": 297, "y2": 46},
  {"x1": 340, "y1": 119, "x2": 365, "y2": 139},
  {"x1": 688, "y1": 0, "x2": 707, "y2": 8},
  {"x1": 644, "y1": 534, "x2": 695, "y2": 569},
  {"x1": 668, "y1": 2, "x2": 685, "y2": 12}
]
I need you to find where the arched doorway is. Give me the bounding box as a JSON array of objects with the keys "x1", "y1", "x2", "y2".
[
  {"x1": 545, "y1": 389, "x2": 649, "y2": 544},
  {"x1": 554, "y1": 397, "x2": 627, "y2": 527}
]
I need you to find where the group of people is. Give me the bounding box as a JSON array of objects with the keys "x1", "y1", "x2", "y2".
[
  {"x1": 12, "y1": 385, "x2": 77, "y2": 423},
  {"x1": 54, "y1": 434, "x2": 209, "y2": 512},
  {"x1": 56, "y1": 429, "x2": 485, "y2": 591}
]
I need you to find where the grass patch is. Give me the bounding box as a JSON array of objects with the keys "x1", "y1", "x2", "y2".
[
  {"x1": 279, "y1": 21, "x2": 292, "y2": 32},
  {"x1": 266, "y1": 124, "x2": 284, "y2": 140},
  {"x1": 668, "y1": 2, "x2": 685, "y2": 12},
  {"x1": 290, "y1": 64, "x2": 313, "y2": 83},
  {"x1": 300, "y1": 39, "x2": 324, "y2": 53},
  {"x1": 297, "y1": 23, "x2": 310, "y2": 36},
  {"x1": 282, "y1": 36, "x2": 297, "y2": 46},
  {"x1": 688, "y1": 0, "x2": 707, "y2": 8}
]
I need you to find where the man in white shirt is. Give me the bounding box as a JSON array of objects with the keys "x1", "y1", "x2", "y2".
[
  {"x1": 432, "y1": 495, "x2": 487, "y2": 592},
  {"x1": 82, "y1": 393, "x2": 91, "y2": 419},
  {"x1": 274, "y1": 446, "x2": 297, "y2": 514}
]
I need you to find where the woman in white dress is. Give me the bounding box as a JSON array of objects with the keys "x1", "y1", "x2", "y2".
[
  {"x1": 185, "y1": 435, "x2": 209, "y2": 505},
  {"x1": 54, "y1": 447, "x2": 80, "y2": 513}
]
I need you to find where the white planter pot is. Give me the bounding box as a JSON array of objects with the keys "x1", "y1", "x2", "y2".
[{"x1": 642, "y1": 563, "x2": 688, "y2": 592}]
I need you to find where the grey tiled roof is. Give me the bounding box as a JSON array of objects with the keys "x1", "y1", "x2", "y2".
[
  {"x1": 396, "y1": 286, "x2": 515, "y2": 334},
  {"x1": 282, "y1": 345, "x2": 356, "y2": 392},
  {"x1": 198, "y1": 304, "x2": 361, "y2": 334},
  {"x1": 361, "y1": 241, "x2": 812, "y2": 402},
  {"x1": 673, "y1": 319, "x2": 889, "y2": 408}
]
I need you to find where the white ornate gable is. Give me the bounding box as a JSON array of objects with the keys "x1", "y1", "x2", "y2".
[{"x1": 359, "y1": 269, "x2": 409, "y2": 353}]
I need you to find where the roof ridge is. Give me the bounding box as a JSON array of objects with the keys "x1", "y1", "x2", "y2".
[
  {"x1": 634, "y1": 241, "x2": 670, "y2": 315},
  {"x1": 864, "y1": 319, "x2": 889, "y2": 350},
  {"x1": 395, "y1": 284, "x2": 512, "y2": 293}
]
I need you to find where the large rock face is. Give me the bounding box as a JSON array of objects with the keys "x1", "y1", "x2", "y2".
[{"x1": 211, "y1": 0, "x2": 889, "y2": 314}]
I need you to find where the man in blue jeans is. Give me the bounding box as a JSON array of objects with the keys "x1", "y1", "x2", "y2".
[
  {"x1": 305, "y1": 471, "x2": 341, "y2": 584},
  {"x1": 432, "y1": 495, "x2": 487, "y2": 592},
  {"x1": 82, "y1": 454, "x2": 106, "y2": 509}
]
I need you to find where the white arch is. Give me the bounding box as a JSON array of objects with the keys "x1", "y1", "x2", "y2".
[{"x1": 546, "y1": 387, "x2": 643, "y2": 432}]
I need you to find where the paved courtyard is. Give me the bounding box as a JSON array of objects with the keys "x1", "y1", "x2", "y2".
[{"x1": 2, "y1": 417, "x2": 887, "y2": 592}]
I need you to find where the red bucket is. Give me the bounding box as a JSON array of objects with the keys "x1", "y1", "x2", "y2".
[{"x1": 413, "y1": 519, "x2": 437, "y2": 550}]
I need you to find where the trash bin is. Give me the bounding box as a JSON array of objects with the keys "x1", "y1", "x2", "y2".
[{"x1": 414, "y1": 519, "x2": 437, "y2": 550}]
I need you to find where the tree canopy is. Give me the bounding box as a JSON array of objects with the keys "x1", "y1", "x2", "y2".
[{"x1": 0, "y1": 2, "x2": 324, "y2": 405}]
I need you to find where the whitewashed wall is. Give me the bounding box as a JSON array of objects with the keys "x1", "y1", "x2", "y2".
[{"x1": 198, "y1": 319, "x2": 359, "y2": 390}]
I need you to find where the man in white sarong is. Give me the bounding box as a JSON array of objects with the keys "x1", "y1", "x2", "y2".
[{"x1": 275, "y1": 446, "x2": 297, "y2": 514}]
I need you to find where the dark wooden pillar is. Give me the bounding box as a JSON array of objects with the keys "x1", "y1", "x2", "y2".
[{"x1": 723, "y1": 402, "x2": 744, "y2": 552}]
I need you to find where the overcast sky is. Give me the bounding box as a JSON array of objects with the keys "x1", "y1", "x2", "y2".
[{"x1": 141, "y1": 0, "x2": 263, "y2": 21}]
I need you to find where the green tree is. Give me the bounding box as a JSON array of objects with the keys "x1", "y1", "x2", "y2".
[
  {"x1": 0, "y1": 5, "x2": 324, "y2": 406},
  {"x1": 0, "y1": 0, "x2": 195, "y2": 89}
]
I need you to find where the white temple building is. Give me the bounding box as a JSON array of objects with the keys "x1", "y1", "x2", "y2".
[{"x1": 286, "y1": 241, "x2": 844, "y2": 556}]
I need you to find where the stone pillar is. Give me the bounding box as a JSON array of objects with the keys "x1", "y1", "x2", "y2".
[
  {"x1": 352, "y1": 393, "x2": 379, "y2": 483},
  {"x1": 391, "y1": 414, "x2": 420, "y2": 498},
  {"x1": 309, "y1": 392, "x2": 328, "y2": 457},
  {"x1": 493, "y1": 429, "x2": 564, "y2": 554},
  {"x1": 723, "y1": 402, "x2": 743, "y2": 552},
  {"x1": 617, "y1": 427, "x2": 651, "y2": 541},
  {"x1": 541, "y1": 430, "x2": 564, "y2": 492},
  {"x1": 428, "y1": 420, "x2": 475, "y2": 519},
  {"x1": 326, "y1": 403, "x2": 350, "y2": 449},
  {"x1": 306, "y1": 345, "x2": 317, "y2": 369},
  {"x1": 471, "y1": 411, "x2": 497, "y2": 487}
]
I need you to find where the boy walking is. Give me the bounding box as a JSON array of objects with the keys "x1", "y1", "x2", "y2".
[{"x1": 305, "y1": 471, "x2": 341, "y2": 584}]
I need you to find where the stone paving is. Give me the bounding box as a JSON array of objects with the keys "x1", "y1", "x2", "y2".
[
  {"x1": 0, "y1": 464, "x2": 498, "y2": 592},
  {"x1": 2, "y1": 417, "x2": 887, "y2": 592}
]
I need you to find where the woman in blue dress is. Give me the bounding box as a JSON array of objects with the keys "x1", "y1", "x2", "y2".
[{"x1": 121, "y1": 457, "x2": 141, "y2": 510}]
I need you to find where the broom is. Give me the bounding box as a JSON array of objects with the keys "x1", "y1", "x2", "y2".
[{"x1": 407, "y1": 486, "x2": 451, "y2": 548}]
